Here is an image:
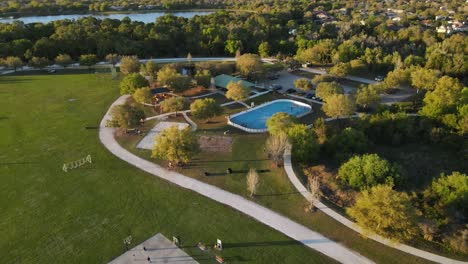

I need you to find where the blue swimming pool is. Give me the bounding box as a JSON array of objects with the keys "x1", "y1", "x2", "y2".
[{"x1": 228, "y1": 99, "x2": 312, "y2": 132}]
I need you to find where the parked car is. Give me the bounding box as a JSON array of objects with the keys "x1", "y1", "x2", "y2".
[
  {"x1": 270, "y1": 84, "x2": 282, "y2": 91},
  {"x1": 305, "y1": 92, "x2": 315, "y2": 99},
  {"x1": 268, "y1": 74, "x2": 279, "y2": 80},
  {"x1": 374, "y1": 75, "x2": 384, "y2": 82},
  {"x1": 47, "y1": 69, "x2": 56, "y2": 74},
  {"x1": 286, "y1": 88, "x2": 296, "y2": 94}
]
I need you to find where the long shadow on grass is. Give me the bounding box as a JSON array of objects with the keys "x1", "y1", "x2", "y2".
[
  {"x1": 189, "y1": 159, "x2": 269, "y2": 164},
  {"x1": 192, "y1": 169, "x2": 271, "y2": 177},
  {"x1": 223, "y1": 239, "x2": 330, "y2": 249},
  {"x1": 255, "y1": 191, "x2": 303, "y2": 197}
]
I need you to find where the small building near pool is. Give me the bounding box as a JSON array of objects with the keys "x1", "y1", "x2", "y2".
[{"x1": 213, "y1": 74, "x2": 255, "y2": 90}]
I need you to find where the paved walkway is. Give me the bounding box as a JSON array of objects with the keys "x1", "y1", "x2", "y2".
[
  {"x1": 182, "y1": 112, "x2": 198, "y2": 131},
  {"x1": 283, "y1": 145, "x2": 466, "y2": 264},
  {"x1": 108, "y1": 233, "x2": 198, "y2": 264},
  {"x1": 100, "y1": 95, "x2": 373, "y2": 264},
  {"x1": 189, "y1": 91, "x2": 223, "y2": 99}
]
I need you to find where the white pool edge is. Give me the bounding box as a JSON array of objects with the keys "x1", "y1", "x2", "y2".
[{"x1": 228, "y1": 99, "x2": 312, "y2": 133}]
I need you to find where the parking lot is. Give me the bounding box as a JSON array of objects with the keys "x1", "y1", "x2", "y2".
[{"x1": 263, "y1": 70, "x2": 355, "y2": 91}]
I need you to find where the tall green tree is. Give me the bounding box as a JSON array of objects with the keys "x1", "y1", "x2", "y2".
[
  {"x1": 167, "y1": 75, "x2": 192, "y2": 92},
  {"x1": 55, "y1": 54, "x2": 72, "y2": 68},
  {"x1": 316, "y1": 82, "x2": 343, "y2": 100},
  {"x1": 328, "y1": 62, "x2": 351, "y2": 78},
  {"x1": 258, "y1": 42, "x2": 270, "y2": 58},
  {"x1": 119, "y1": 56, "x2": 140, "y2": 75},
  {"x1": 333, "y1": 127, "x2": 368, "y2": 161},
  {"x1": 2, "y1": 56, "x2": 23, "y2": 71},
  {"x1": 347, "y1": 185, "x2": 419, "y2": 241},
  {"x1": 287, "y1": 124, "x2": 319, "y2": 163},
  {"x1": 266, "y1": 112, "x2": 299, "y2": 136},
  {"x1": 194, "y1": 70, "x2": 211, "y2": 88},
  {"x1": 152, "y1": 126, "x2": 199, "y2": 165},
  {"x1": 190, "y1": 98, "x2": 222, "y2": 122},
  {"x1": 109, "y1": 103, "x2": 145, "y2": 129},
  {"x1": 424, "y1": 172, "x2": 468, "y2": 216},
  {"x1": 157, "y1": 66, "x2": 178, "y2": 86},
  {"x1": 355, "y1": 85, "x2": 380, "y2": 109},
  {"x1": 79, "y1": 54, "x2": 98, "y2": 69},
  {"x1": 294, "y1": 78, "x2": 313, "y2": 91},
  {"x1": 338, "y1": 154, "x2": 403, "y2": 190},
  {"x1": 120, "y1": 73, "x2": 148, "y2": 95},
  {"x1": 410, "y1": 67, "x2": 439, "y2": 92},
  {"x1": 420, "y1": 76, "x2": 464, "y2": 120},
  {"x1": 323, "y1": 94, "x2": 356, "y2": 119},
  {"x1": 160, "y1": 97, "x2": 187, "y2": 116},
  {"x1": 236, "y1": 53, "x2": 263, "y2": 80},
  {"x1": 29, "y1": 56, "x2": 50, "y2": 70},
  {"x1": 226, "y1": 81, "x2": 250, "y2": 101},
  {"x1": 105, "y1": 53, "x2": 120, "y2": 66},
  {"x1": 132, "y1": 87, "x2": 151, "y2": 104}
]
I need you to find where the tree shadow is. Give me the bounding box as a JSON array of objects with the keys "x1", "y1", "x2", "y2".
[
  {"x1": 0, "y1": 161, "x2": 39, "y2": 166},
  {"x1": 190, "y1": 158, "x2": 269, "y2": 164},
  {"x1": 223, "y1": 239, "x2": 331, "y2": 249},
  {"x1": 202, "y1": 169, "x2": 271, "y2": 177},
  {"x1": 255, "y1": 191, "x2": 303, "y2": 197}
]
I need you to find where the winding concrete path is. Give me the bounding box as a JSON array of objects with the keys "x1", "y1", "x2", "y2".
[
  {"x1": 283, "y1": 145, "x2": 466, "y2": 264},
  {"x1": 181, "y1": 112, "x2": 197, "y2": 131},
  {"x1": 100, "y1": 95, "x2": 372, "y2": 264}
]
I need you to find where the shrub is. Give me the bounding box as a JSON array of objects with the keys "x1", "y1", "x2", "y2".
[
  {"x1": 338, "y1": 154, "x2": 403, "y2": 190},
  {"x1": 347, "y1": 184, "x2": 419, "y2": 241}
]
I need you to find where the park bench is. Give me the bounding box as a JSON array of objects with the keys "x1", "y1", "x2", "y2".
[{"x1": 215, "y1": 255, "x2": 225, "y2": 263}]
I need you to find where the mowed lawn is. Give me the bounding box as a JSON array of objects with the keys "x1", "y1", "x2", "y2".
[
  {"x1": 0, "y1": 73, "x2": 337, "y2": 264},
  {"x1": 118, "y1": 125, "x2": 433, "y2": 263}
]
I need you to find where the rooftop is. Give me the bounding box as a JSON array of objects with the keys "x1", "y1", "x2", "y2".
[{"x1": 214, "y1": 74, "x2": 255, "y2": 89}]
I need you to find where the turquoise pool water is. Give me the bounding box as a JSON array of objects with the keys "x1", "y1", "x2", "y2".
[{"x1": 229, "y1": 100, "x2": 311, "y2": 130}]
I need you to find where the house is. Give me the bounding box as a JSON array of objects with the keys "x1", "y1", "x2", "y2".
[
  {"x1": 313, "y1": 11, "x2": 335, "y2": 23},
  {"x1": 421, "y1": 20, "x2": 434, "y2": 28},
  {"x1": 436, "y1": 25, "x2": 452, "y2": 34},
  {"x1": 452, "y1": 21, "x2": 468, "y2": 32}
]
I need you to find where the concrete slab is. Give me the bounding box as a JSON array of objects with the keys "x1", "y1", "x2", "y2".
[
  {"x1": 136, "y1": 121, "x2": 189, "y2": 150},
  {"x1": 108, "y1": 233, "x2": 198, "y2": 264}
]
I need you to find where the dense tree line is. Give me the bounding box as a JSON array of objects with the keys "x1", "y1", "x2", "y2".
[{"x1": 1, "y1": 4, "x2": 466, "y2": 79}]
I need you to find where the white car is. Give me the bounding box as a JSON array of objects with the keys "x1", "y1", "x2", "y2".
[{"x1": 374, "y1": 76, "x2": 384, "y2": 82}]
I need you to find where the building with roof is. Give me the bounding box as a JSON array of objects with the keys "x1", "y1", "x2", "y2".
[{"x1": 213, "y1": 74, "x2": 255, "y2": 90}]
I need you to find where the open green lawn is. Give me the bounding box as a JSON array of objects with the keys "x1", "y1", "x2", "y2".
[
  {"x1": 0, "y1": 73, "x2": 338, "y2": 264},
  {"x1": 118, "y1": 119, "x2": 440, "y2": 263}
]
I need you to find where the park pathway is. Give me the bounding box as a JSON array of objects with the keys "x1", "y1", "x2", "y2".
[
  {"x1": 100, "y1": 95, "x2": 372, "y2": 264},
  {"x1": 283, "y1": 145, "x2": 466, "y2": 264}
]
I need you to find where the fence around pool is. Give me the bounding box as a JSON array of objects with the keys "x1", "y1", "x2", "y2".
[{"x1": 227, "y1": 99, "x2": 312, "y2": 133}]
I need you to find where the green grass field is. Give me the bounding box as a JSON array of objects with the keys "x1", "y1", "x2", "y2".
[
  {"x1": 0, "y1": 73, "x2": 338, "y2": 264},
  {"x1": 117, "y1": 119, "x2": 440, "y2": 263}
]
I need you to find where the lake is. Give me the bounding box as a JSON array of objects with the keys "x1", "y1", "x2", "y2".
[{"x1": 0, "y1": 11, "x2": 213, "y2": 24}]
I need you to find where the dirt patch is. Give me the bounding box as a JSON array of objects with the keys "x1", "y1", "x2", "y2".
[
  {"x1": 198, "y1": 135, "x2": 233, "y2": 152},
  {"x1": 303, "y1": 165, "x2": 357, "y2": 208},
  {"x1": 181, "y1": 86, "x2": 209, "y2": 97}
]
